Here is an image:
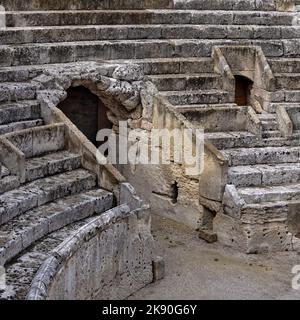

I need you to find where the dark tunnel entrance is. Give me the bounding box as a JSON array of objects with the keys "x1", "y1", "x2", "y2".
[
  {"x1": 235, "y1": 75, "x2": 254, "y2": 106},
  {"x1": 57, "y1": 86, "x2": 112, "y2": 146}
]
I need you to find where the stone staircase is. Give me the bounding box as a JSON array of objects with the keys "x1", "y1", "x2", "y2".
[
  {"x1": 259, "y1": 112, "x2": 280, "y2": 139},
  {"x1": 0, "y1": 57, "x2": 143, "y2": 299},
  {"x1": 214, "y1": 51, "x2": 300, "y2": 252},
  {"x1": 0, "y1": 118, "x2": 117, "y2": 299},
  {"x1": 0, "y1": 1, "x2": 299, "y2": 292},
  {"x1": 148, "y1": 62, "x2": 231, "y2": 107},
  {"x1": 0, "y1": 100, "x2": 43, "y2": 135}
]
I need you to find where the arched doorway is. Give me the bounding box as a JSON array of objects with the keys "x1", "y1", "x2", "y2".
[
  {"x1": 234, "y1": 75, "x2": 253, "y2": 106},
  {"x1": 57, "y1": 86, "x2": 112, "y2": 146}
]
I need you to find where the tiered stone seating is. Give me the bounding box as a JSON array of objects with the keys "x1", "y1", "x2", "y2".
[{"x1": 0, "y1": 0, "x2": 300, "y2": 299}]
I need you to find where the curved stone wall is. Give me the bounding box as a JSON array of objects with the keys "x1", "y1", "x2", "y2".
[{"x1": 27, "y1": 204, "x2": 154, "y2": 300}]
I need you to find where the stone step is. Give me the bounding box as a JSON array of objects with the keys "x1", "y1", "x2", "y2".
[
  {"x1": 0, "y1": 58, "x2": 215, "y2": 81},
  {"x1": 240, "y1": 200, "x2": 292, "y2": 226},
  {"x1": 0, "y1": 188, "x2": 114, "y2": 266},
  {"x1": 108, "y1": 57, "x2": 214, "y2": 75},
  {"x1": 0, "y1": 66, "x2": 45, "y2": 82},
  {"x1": 181, "y1": 105, "x2": 246, "y2": 129},
  {"x1": 161, "y1": 89, "x2": 232, "y2": 105},
  {"x1": 1, "y1": 220, "x2": 84, "y2": 300},
  {"x1": 4, "y1": 10, "x2": 296, "y2": 28},
  {"x1": 238, "y1": 183, "x2": 300, "y2": 204},
  {"x1": 275, "y1": 73, "x2": 300, "y2": 90},
  {"x1": 228, "y1": 162, "x2": 300, "y2": 187},
  {"x1": 293, "y1": 129, "x2": 300, "y2": 137},
  {"x1": 0, "y1": 0, "x2": 290, "y2": 11},
  {"x1": 261, "y1": 120, "x2": 278, "y2": 131},
  {"x1": 175, "y1": 103, "x2": 237, "y2": 112},
  {"x1": 0, "y1": 83, "x2": 38, "y2": 103},
  {"x1": 174, "y1": 0, "x2": 293, "y2": 11},
  {"x1": 0, "y1": 164, "x2": 18, "y2": 195},
  {"x1": 258, "y1": 112, "x2": 277, "y2": 120},
  {"x1": 4, "y1": 123, "x2": 65, "y2": 158},
  {"x1": 0, "y1": 165, "x2": 10, "y2": 178},
  {"x1": 0, "y1": 119, "x2": 44, "y2": 135},
  {"x1": 0, "y1": 39, "x2": 292, "y2": 67},
  {"x1": 0, "y1": 204, "x2": 128, "y2": 300},
  {"x1": 0, "y1": 168, "x2": 97, "y2": 225},
  {"x1": 148, "y1": 73, "x2": 221, "y2": 91},
  {"x1": 1, "y1": 0, "x2": 171, "y2": 10},
  {"x1": 0, "y1": 175, "x2": 20, "y2": 195},
  {"x1": 262, "y1": 130, "x2": 282, "y2": 139},
  {"x1": 269, "y1": 58, "x2": 300, "y2": 73},
  {"x1": 205, "y1": 131, "x2": 259, "y2": 150},
  {"x1": 0, "y1": 100, "x2": 41, "y2": 125},
  {"x1": 268, "y1": 101, "x2": 300, "y2": 113},
  {"x1": 282, "y1": 91, "x2": 300, "y2": 102},
  {"x1": 257, "y1": 136, "x2": 300, "y2": 147},
  {"x1": 222, "y1": 146, "x2": 300, "y2": 166},
  {"x1": 24, "y1": 150, "x2": 82, "y2": 183},
  {"x1": 1, "y1": 25, "x2": 299, "y2": 45}
]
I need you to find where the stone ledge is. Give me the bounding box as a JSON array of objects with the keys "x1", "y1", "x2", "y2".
[{"x1": 27, "y1": 204, "x2": 154, "y2": 300}]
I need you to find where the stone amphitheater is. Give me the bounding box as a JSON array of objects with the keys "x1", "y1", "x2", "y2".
[{"x1": 0, "y1": 0, "x2": 300, "y2": 300}]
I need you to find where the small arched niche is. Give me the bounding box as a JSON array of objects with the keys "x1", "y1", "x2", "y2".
[
  {"x1": 57, "y1": 86, "x2": 112, "y2": 146},
  {"x1": 234, "y1": 75, "x2": 254, "y2": 106}
]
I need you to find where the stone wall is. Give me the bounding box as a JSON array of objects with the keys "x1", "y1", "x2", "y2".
[
  {"x1": 213, "y1": 46, "x2": 276, "y2": 112},
  {"x1": 119, "y1": 96, "x2": 210, "y2": 230},
  {"x1": 27, "y1": 204, "x2": 154, "y2": 300}
]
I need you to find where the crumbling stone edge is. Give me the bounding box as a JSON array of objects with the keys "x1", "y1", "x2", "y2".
[{"x1": 27, "y1": 203, "x2": 156, "y2": 300}]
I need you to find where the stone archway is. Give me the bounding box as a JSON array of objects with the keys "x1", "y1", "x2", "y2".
[{"x1": 57, "y1": 85, "x2": 112, "y2": 146}]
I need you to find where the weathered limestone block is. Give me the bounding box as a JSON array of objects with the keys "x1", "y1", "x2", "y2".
[
  {"x1": 214, "y1": 213, "x2": 292, "y2": 253},
  {"x1": 32, "y1": 74, "x2": 62, "y2": 90},
  {"x1": 120, "y1": 161, "x2": 203, "y2": 230},
  {"x1": 0, "y1": 48, "x2": 13, "y2": 67},
  {"x1": 152, "y1": 256, "x2": 165, "y2": 281},
  {"x1": 276, "y1": 105, "x2": 293, "y2": 137},
  {"x1": 223, "y1": 184, "x2": 245, "y2": 219},
  {"x1": 199, "y1": 143, "x2": 228, "y2": 205},
  {"x1": 4, "y1": 124, "x2": 65, "y2": 158},
  {"x1": 212, "y1": 46, "x2": 235, "y2": 93},
  {"x1": 276, "y1": 0, "x2": 296, "y2": 11},
  {"x1": 283, "y1": 39, "x2": 300, "y2": 57},
  {"x1": 120, "y1": 182, "x2": 144, "y2": 211},
  {"x1": 141, "y1": 81, "x2": 158, "y2": 121},
  {"x1": 287, "y1": 202, "x2": 300, "y2": 237},
  {"x1": 0, "y1": 137, "x2": 25, "y2": 181},
  {"x1": 112, "y1": 64, "x2": 144, "y2": 81},
  {"x1": 198, "y1": 229, "x2": 218, "y2": 243}
]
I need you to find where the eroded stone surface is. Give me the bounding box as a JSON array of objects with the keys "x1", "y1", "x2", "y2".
[{"x1": 0, "y1": 0, "x2": 300, "y2": 301}]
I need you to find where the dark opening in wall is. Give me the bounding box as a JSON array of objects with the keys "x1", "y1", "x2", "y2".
[
  {"x1": 171, "y1": 182, "x2": 179, "y2": 204},
  {"x1": 234, "y1": 75, "x2": 253, "y2": 106},
  {"x1": 57, "y1": 86, "x2": 112, "y2": 146}
]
